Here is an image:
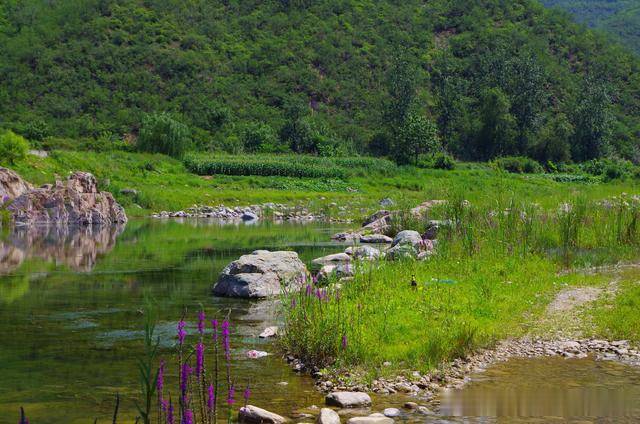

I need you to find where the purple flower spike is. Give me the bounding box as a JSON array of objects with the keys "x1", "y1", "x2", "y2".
[
  {"x1": 181, "y1": 362, "x2": 193, "y2": 395},
  {"x1": 341, "y1": 334, "x2": 348, "y2": 350},
  {"x1": 305, "y1": 284, "x2": 312, "y2": 296},
  {"x1": 211, "y1": 319, "x2": 219, "y2": 342},
  {"x1": 222, "y1": 320, "x2": 231, "y2": 360},
  {"x1": 227, "y1": 384, "x2": 236, "y2": 405},
  {"x1": 177, "y1": 320, "x2": 187, "y2": 345},
  {"x1": 196, "y1": 342, "x2": 204, "y2": 376},
  {"x1": 312, "y1": 274, "x2": 318, "y2": 285},
  {"x1": 167, "y1": 400, "x2": 174, "y2": 424},
  {"x1": 198, "y1": 310, "x2": 206, "y2": 335},
  {"x1": 207, "y1": 384, "x2": 215, "y2": 411},
  {"x1": 157, "y1": 360, "x2": 165, "y2": 397},
  {"x1": 184, "y1": 409, "x2": 194, "y2": 424},
  {"x1": 243, "y1": 385, "x2": 251, "y2": 402}
]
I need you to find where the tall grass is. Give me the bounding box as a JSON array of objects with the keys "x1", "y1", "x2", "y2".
[{"x1": 281, "y1": 193, "x2": 640, "y2": 375}]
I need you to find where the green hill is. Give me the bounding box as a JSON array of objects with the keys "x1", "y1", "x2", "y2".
[
  {"x1": 542, "y1": 1, "x2": 640, "y2": 54},
  {"x1": 0, "y1": 0, "x2": 639, "y2": 162}
]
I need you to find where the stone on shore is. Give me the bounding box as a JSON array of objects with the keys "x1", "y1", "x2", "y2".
[
  {"x1": 325, "y1": 392, "x2": 372, "y2": 408},
  {"x1": 238, "y1": 405, "x2": 288, "y2": 423},
  {"x1": 312, "y1": 253, "x2": 351, "y2": 267},
  {"x1": 242, "y1": 211, "x2": 259, "y2": 221},
  {"x1": 359, "y1": 234, "x2": 392, "y2": 244},
  {"x1": 346, "y1": 245, "x2": 382, "y2": 260},
  {"x1": 363, "y1": 210, "x2": 390, "y2": 226},
  {"x1": 259, "y1": 326, "x2": 279, "y2": 338},
  {"x1": 410, "y1": 200, "x2": 446, "y2": 217},
  {"x1": 346, "y1": 417, "x2": 393, "y2": 424},
  {"x1": 213, "y1": 250, "x2": 307, "y2": 298},
  {"x1": 316, "y1": 408, "x2": 341, "y2": 424},
  {"x1": 3, "y1": 169, "x2": 127, "y2": 225},
  {"x1": 382, "y1": 408, "x2": 401, "y2": 418}
]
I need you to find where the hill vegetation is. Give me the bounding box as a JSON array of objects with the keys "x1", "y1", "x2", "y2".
[
  {"x1": 0, "y1": 0, "x2": 639, "y2": 164},
  {"x1": 542, "y1": 1, "x2": 640, "y2": 54}
]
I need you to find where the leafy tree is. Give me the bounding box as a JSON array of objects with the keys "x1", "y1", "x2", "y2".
[
  {"x1": 137, "y1": 113, "x2": 191, "y2": 158},
  {"x1": 242, "y1": 123, "x2": 279, "y2": 153},
  {"x1": 383, "y1": 53, "x2": 418, "y2": 135},
  {"x1": 532, "y1": 113, "x2": 573, "y2": 163},
  {"x1": 571, "y1": 78, "x2": 613, "y2": 161},
  {"x1": 476, "y1": 88, "x2": 518, "y2": 159},
  {"x1": 393, "y1": 113, "x2": 440, "y2": 165},
  {"x1": 0, "y1": 130, "x2": 29, "y2": 165}
]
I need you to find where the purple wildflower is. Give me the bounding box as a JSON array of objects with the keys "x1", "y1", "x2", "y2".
[
  {"x1": 315, "y1": 288, "x2": 323, "y2": 300},
  {"x1": 181, "y1": 363, "x2": 193, "y2": 395},
  {"x1": 227, "y1": 384, "x2": 236, "y2": 405},
  {"x1": 207, "y1": 384, "x2": 215, "y2": 411},
  {"x1": 184, "y1": 409, "x2": 194, "y2": 424},
  {"x1": 198, "y1": 310, "x2": 206, "y2": 335},
  {"x1": 167, "y1": 399, "x2": 174, "y2": 424},
  {"x1": 156, "y1": 360, "x2": 165, "y2": 397},
  {"x1": 341, "y1": 334, "x2": 348, "y2": 350},
  {"x1": 211, "y1": 319, "x2": 219, "y2": 342},
  {"x1": 305, "y1": 284, "x2": 312, "y2": 296},
  {"x1": 243, "y1": 385, "x2": 251, "y2": 404},
  {"x1": 312, "y1": 274, "x2": 318, "y2": 285},
  {"x1": 177, "y1": 320, "x2": 187, "y2": 345},
  {"x1": 222, "y1": 320, "x2": 231, "y2": 360},
  {"x1": 196, "y1": 342, "x2": 204, "y2": 376}
]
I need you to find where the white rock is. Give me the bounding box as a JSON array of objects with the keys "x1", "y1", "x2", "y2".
[
  {"x1": 325, "y1": 392, "x2": 372, "y2": 408},
  {"x1": 239, "y1": 405, "x2": 287, "y2": 423},
  {"x1": 316, "y1": 408, "x2": 341, "y2": 424}
]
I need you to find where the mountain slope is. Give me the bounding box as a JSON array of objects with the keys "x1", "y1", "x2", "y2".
[
  {"x1": 0, "y1": 0, "x2": 639, "y2": 161},
  {"x1": 543, "y1": 0, "x2": 640, "y2": 54}
]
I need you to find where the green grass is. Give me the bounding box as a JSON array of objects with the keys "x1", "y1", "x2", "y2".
[
  {"x1": 281, "y1": 194, "x2": 640, "y2": 378},
  {"x1": 591, "y1": 271, "x2": 640, "y2": 342}
]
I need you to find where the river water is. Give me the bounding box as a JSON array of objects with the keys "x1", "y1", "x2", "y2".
[{"x1": 1, "y1": 219, "x2": 639, "y2": 423}]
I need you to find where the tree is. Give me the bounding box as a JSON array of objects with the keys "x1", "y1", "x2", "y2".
[
  {"x1": 392, "y1": 113, "x2": 440, "y2": 165},
  {"x1": 476, "y1": 88, "x2": 517, "y2": 159},
  {"x1": 532, "y1": 113, "x2": 573, "y2": 163},
  {"x1": 383, "y1": 53, "x2": 418, "y2": 135},
  {"x1": 571, "y1": 77, "x2": 613, "y2": 161},
  {"x1": 137, "y1": 113, "x2": 191, "y2": 158},
  {"x1": 0, "y1": 130, "x2": 29, "y2": 165},
  {"x1": 242, "y1": 122, "x2": 278, "y2": 152}
]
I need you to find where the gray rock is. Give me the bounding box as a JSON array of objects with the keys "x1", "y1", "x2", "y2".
[
  {"x1": 326, "y1": 392, "x2": 372, "y2": 408},
  {"x1": 312, "y1": 253, "x2": 351, "y2": 267},
  {"x1": 422, "y1": 220, "x2": 451, "y2": 240},
  {"x1": 259, "y1": 326, "x2": 279, "y2": 338},
  {"x1": 213, "y1": 250, "x2": 307, "y2": 298},
  {"x1": 316, "y1": 408, "x2": 341, "y2": 424},
  {"x1": 362, "y1": 216, "x2": 391, "y2": 234},
  {"x1": 363, "y1": 210, "x2": 390, "y2": 226},
  {"x1": 379, "y1": 198, "x2": 395, "y2": 207},
  {"x1": 238, "y1": 405, "x2": 288, "y2": 423},
  {"x1": 346, "y1": 417, "x2": 393, "y2": 424},
  {"x1": 347, "y1": 245, "x2": 382, "y2": 260},
  {"x1": 391, "y1": 230, "x2": 422, "y2": 248},
  {"x1": 386, "y1": 244, "x2": 417, "y2": 261},
  {"x1": 359, "y1": 234, "x2": 393, "y2": 244},
  {"x1": 317, "y1": 264, "x2": 354, "y2": 282},
  {"x1": 120, "y1": 188, "x2": 138, "y2": 196},
  {"x1": 242, "y1": 211, "x2": 259, "y2": 221},
  {"x1": 402, "y1": 402, "x2": 418, "y2": 410},
  {"x1": 332, "y1": 232, "x2": 360, "y2": 242},
  {"x1": 382, "y1": 408, "x2": 401, "y2": 418}
]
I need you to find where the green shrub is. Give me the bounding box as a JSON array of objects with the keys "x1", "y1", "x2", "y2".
[
  {"x1": 0, "y1": 130, "x2": 29, "y2": 165},
  {"x1": 493, "y1": 156, "x2": 543, "y2": 174},
  {"x1": 241, "y1": 122, "x2": 279, "y2": 153},
  {"x1": 580, "y1": 158, "x2": 635, "y2": 180},
  {"x1": 137, "y1": 113, "x2": 191, "y2": 158},
  {"x1": 432, "y1": 152, "x2": 456, "y2": 170}
]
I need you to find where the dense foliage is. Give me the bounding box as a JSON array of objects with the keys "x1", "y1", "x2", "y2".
[
  {"x1": 0, "y1": 130, "x2": 29, "y2": 165},
  {"x1": 0, "y1": 0, "x2": 639, "y2": 162},
  {"x1": 543, "y1": 1, "x2": 640, "y2": 53}
]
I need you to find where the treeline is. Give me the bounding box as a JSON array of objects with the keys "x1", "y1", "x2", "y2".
[{"x1": 0, "y1": 0, "x2": 639, "y2": 165}]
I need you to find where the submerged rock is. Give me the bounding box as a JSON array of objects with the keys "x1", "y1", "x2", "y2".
[
  {"x1": 316, "y1": 408, "x2": 341, "y2": 424},
  {"x1": 4, "y1": 170, "x2": 127, "y2": 225},
  {"x1": 239, "y1": 405, "x2": 288, "y2": 423},
  {"x1": 325, "y1": 392, "x2": 372, "y2": 408},
  {"x1": 213, "y1": 250, "x2": 307, "y2": 298},
  {"x1": 382, "y1": 408, "x2": 401, "y2": 418}
]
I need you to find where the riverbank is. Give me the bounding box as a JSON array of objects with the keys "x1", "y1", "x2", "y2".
[
  {"x1": 7, "y1": 150, "x2": 640, "y2": 221},
  {"x1": 279, "y1": 194, "x2": 640, "y2": 406}
]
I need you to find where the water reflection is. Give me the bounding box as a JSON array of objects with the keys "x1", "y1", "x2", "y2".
[
  {"x1": 0, "y1": 224, "x2": 124, "y2": 274},
  {"x1": 439, "y1": 356, "x2": 640, "y2": 422}
]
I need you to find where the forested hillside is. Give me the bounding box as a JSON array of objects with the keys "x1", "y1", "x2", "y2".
[
  {"x1": 543, "y1": 1, "x2": 640, "y2": 54},
  {"x1": 0, "y1": 0, "x2": 639, "y2": 163}
]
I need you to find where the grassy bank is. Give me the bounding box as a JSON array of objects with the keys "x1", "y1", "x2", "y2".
[
  {"x1": 6, "y1": 150, "x2": 640, "y2": 219},
  {"x1": 281, "y1": 194, "x2": 640, "y2": 380}
]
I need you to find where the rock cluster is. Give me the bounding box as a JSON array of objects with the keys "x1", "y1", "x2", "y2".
[
  {"x1": 213, "y1": 250, "x2": 307, "y2": 298},
  {"x1": 152, "y1": 203, "x2": 351, "y2": 223},
  {"x1": 1, "y1": 168, "x2": 127, "y2": 226}
]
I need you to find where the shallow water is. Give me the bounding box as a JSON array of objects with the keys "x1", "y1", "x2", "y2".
[
  {"x1": 0, "y1": 219, "x2": 351, "y2": 423},
  {"x1": 2, "y1": 220, "x2": 640, "y2": 423},
  {"x1": 439, "y1": 356, "x2": 640, "y2": 423}
]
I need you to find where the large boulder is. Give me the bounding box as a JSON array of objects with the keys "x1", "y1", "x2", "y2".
[
  {"x1": 239, "y1": 405, "x2": 287, "y2": 424},
  {"x1": 391, "y1": 230, "x2": 423, "y2": 248},
  {"x1": 325, "y1": 392, "x2": 372, "y2": 408},
  {"x1": 345, "y1": 245, "x2": 382, "y2": 261},
  {"x1": 386, "y1": 231, "x2": 424, "y2": 260},
  {"x1": 316, "y1": 408, "x2": 341, "y2": 424},
  {"x1": 213, "y1": 250, "x2": 307, "y2": 298},
  {"x1": 0, "y1": 167, "x2": 32, "y2": 202},
  {"x1": 6, "y1": 171, "x2": 127, "y2": 225}
]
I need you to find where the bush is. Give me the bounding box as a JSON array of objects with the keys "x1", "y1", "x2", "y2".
[
  {"x1": 0, "y1": 130, "x2": 29, "y2": 165},
  {"x1": 580, "y1": 158, "x2": 635, "y2": 180},
  {"x1": 241, "y1": 122, "x2": 279, "y2": 153},
  {"x1": 493, "y1": 156, "x2": 543, "y2": 174},
  {"x1": 137, "y1": 113, "x2": 191, "y2": 158},
  {"x1": 432, "y1": 152, "x2": 456, "y2": 170}
]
